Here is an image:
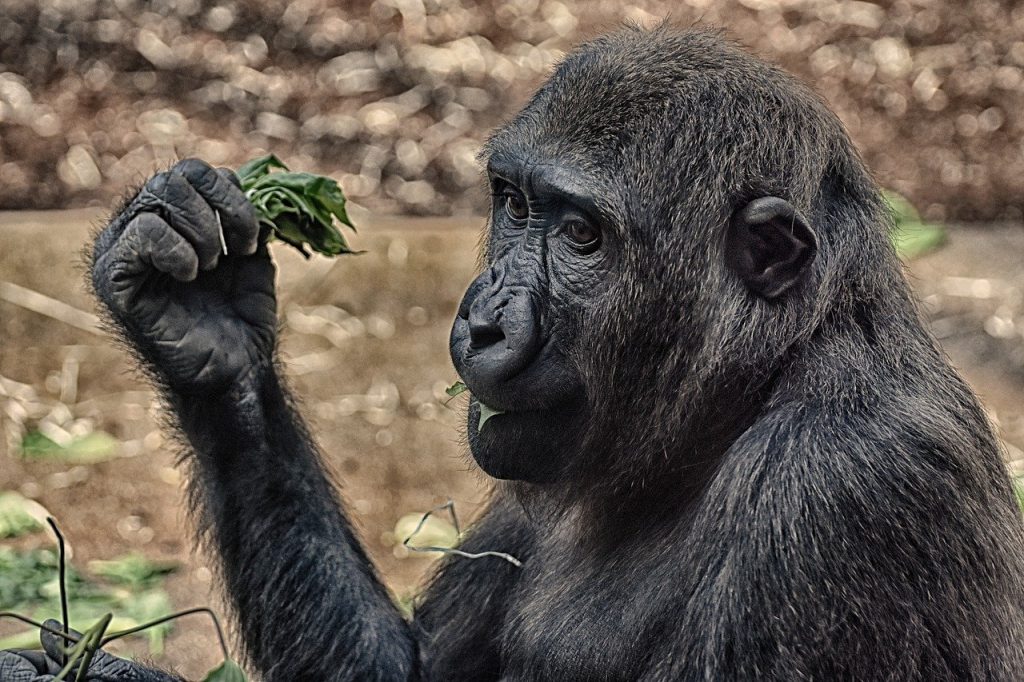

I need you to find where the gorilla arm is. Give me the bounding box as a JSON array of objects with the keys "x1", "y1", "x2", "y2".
[
  {"x1": 78, "y1": 158, "x2": 514, "y2": 681},
  {"x1": 173, "y1": 370, "x2": 419, "y2": 680},
  {"x1": 177, "y1": 381, "x2": 530, "y2": 681}
]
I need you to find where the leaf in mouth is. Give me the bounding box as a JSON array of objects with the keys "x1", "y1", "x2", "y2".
[
  {"x1": 445, "y1": 381, "x2": 468, "y2": 397},
  {"x1": 478, "y1": 402, "x2": 505, "y2": 430}
]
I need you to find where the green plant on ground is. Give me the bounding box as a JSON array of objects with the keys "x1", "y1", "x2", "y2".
[{"x1": 0, "y1": 519, "x2": 246, "y2": 681}]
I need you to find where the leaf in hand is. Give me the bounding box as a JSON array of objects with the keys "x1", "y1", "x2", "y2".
[
  {"x1": 237, "y1": 154, "x2": 356, "y2": 259},
  {"x1": 235, "y1": 154, "x2": 288, "y2": 182}
]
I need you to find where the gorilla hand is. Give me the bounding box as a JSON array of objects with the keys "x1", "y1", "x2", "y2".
[
  {"x1": 91, "y1": 159, "x2": 274, "y2": 394},
  {"x1": 0, "y1": 620, "x2": 181, "y2": 681}
]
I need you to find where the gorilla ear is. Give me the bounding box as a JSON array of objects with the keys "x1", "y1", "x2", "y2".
[{"x1": 725, "y1": 197, "x2": 817, "y2": 299}]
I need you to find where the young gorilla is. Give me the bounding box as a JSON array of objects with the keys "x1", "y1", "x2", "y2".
[{"x1": 4, "y1": 26, "x2": 1024, "y2": 681}]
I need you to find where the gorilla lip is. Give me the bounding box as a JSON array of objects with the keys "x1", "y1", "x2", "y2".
[{"x1": 476, "y1": 400, "x2": 506, "y2": 430}]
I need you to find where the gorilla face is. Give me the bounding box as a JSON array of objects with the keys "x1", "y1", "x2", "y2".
[
  {"x1": 448, "y1": 153, "x2": 815, "y2": 485},
  {"x1": 449, "y1": 156, "x2": 613, "y2": 483},
  {"x1": 450, "y1": 38, "x2": 819, "y2": 487}
]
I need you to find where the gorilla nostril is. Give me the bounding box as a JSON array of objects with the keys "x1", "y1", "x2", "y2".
[{"x1": 469, "y1": 318, "x2": 506, "y2": 349}]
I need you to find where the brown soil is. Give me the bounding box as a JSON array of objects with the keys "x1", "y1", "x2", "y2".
[
  {"x1": 1, "y1": 210, "x2": 1022, "y2": 678},
  {"x1": 0, "y1": 208, "x2": 488, "y2": 679}
]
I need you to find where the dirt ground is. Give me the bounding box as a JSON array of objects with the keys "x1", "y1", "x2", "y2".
[
  {"x1": 0, "y1": 207, "x2": 490, "y2": 678},
  {"x1": 1, "y1": 210, "x2": 1023, "y2": 678}
]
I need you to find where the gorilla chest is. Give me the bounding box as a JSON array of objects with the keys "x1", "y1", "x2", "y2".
[{"x1": 498, "y1": 554, "x2": 666, "y2": 680}]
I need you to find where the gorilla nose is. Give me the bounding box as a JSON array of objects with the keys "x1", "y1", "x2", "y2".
[
  {"x1": 451, "y1": 275, "x2": 542, "y2": 396},
  {"x1": 468, "y1": 307, "x2": 506, "y2": 349},
  {"x1": 463, "y1": 286, "x2": 539, "y2": 372}
]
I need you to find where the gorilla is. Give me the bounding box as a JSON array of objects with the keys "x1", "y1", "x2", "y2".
[{"x1": 4, "y1": 26, "x2": 1024, "y2": 681}]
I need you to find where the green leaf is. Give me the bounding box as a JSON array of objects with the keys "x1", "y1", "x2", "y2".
[
  {"x1": 237, "y1": 155, "x2": 356, "y2": 258},
  {"x1": 445, "y1": 381, "x2": 468, "y2": 397},
  {"x1": 236, "y1": 154, "x2": 288, "y2": 190},
  {"x1": 202, "y1": 659, "x2": 248, "y2": 682},
  {"x1": 478, "y1": 402, "x2": 504, "y2": 430},
  {"x1": 314, "y1": 177, "x2": 354, "y2": 229},
  {"x1": 88, "y1": 554, "x2": 178, "y2": 588},
  {"x1": 883, "y1": 190, "x2": 920, "y2": 225},
  {"x1": 19, "y1": 430, "x2": 119, "y2": 463},
  {"x1": 0, "y1": 545, "x2": 178, "y2": 655},
  {"x1": 20, "y1": 431, "x2": 62, "y2": 458},
  {"x1": 892, "y1": 221, "x2": 945, "y2": 260},
  {"x1": 65, "y1": 432, "x2": 120, "y2": 463},
  {"x1": 0, "y1": 547, "x2": 89, "y2": 610},
  {"x1": 883, "y1": 190, "x2": 945, "y2": 260},
  {"x1": 118, "y1": 590, "x2": 174, "y2": 655}
]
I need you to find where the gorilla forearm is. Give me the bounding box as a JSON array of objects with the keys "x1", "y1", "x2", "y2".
[
  {"x1": 172, "y1": 368, "x2": 420, "y2": 681},
  {"x1": 83, "y1": 159, "x2": 423, "y2": 680}
]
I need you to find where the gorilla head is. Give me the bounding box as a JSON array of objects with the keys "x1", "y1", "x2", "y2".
[{"x1": 450, "y1": 28, "x2": 889, "y2": 495}]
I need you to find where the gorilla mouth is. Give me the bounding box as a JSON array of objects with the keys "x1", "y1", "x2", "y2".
[
  {"x1": 464, "y1": 391, "x2": 586, "y2": 483},
  {"x1": 458, "y1": 335, "x2": 579, "y2": 414},
  {"x1": 475, "y1": 399, "x2": 506, "y2": 430},
  {"x1": 468, "y1": 376, "x2": 581, "y2": 436}
]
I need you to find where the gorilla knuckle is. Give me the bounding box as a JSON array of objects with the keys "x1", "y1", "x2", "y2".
[
  {"x1": 217, "y1": 166, "x2": 243, "y2": 189},
  {"x1": 132, "y1": 211, "x2": 169, "y2": 240},
  {"x1": 174, "y1": 156, "x2": 214, "y2": 175},
  {"x1": 176, "y1": 157, "x2": 224, "y2": 194},
  {"x1": 160, "y1": 172, "x2": 198, "y2": 205},
  {"x1": 139, "y1": 170, "x2": 172, "y2": 203},
  {"x1": 90, "y1": 249, "x2": 126, "y2": 308}
]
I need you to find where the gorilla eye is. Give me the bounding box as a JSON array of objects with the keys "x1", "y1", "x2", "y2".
[
  {"x1": 503, "y1": 187, "x2": 529, "y2": 222},
  {"x1": 566, "y1": 220, "x2": 600, "y2": 249}
]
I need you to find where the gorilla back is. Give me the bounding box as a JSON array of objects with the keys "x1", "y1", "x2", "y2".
[{"x1": 12, "y1": 24, "x2": 1022, "y2": 682}]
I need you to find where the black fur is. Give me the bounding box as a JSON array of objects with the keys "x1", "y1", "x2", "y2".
[{"x1": 5, "y1": 24, "x2": 1020, "y2": 682}]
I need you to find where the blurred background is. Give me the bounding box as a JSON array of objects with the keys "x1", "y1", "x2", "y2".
[
  {"x1": 3, "y1": 0, "x2": 1024, "y2": 219},
  {"x1": 1, "y1": 0, "x2": 1023, "y2": 678}
]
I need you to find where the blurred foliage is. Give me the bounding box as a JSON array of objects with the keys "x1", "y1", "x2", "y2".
[
  {"x1": 0, "y1": 491, "x2": 46, "y2": 538},
  {"x1": 202, "y1": 659, "x2": 248, "y2": 682},
  {"x1": 20, "y1": 430, "x2": 120, "y2": 463},
  {"x1": 885, "y1": 189, "x2": 945, "y2": 259},
  {"x1": 88, "y1": 553, "x2": 179, "y2": 589},
  {"x1": 1, "y1": 1, "x2": 1024, "y2": 221},
  {"x1": 0, "y1": 547, "x2": 178, "y2": 655}
]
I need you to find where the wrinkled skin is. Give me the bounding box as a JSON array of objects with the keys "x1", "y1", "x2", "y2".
[
  {"x1": 449, "y1": 158, "x2": 612, "y2": 482},
  {"x1": 90, "y1": 158, "x2": 274, "y2": 395}
]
